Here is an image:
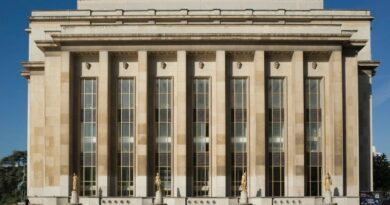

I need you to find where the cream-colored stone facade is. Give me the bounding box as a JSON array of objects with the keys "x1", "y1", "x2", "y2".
[{"x1": 21, "y1": 0, "x2": 379, "y2": 205}]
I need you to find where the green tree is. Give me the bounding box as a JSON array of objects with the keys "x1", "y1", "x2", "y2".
[
  {"x1": 0, "y1": 151, "x2": 27, "y2": 205},
  {"x1": 373, "y1": 153, "x2": 390, "y2": 191}
]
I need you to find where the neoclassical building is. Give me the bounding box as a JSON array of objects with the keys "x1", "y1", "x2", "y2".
[{"x1": 21, "y1": 0, "x2": 379, "y2": 204}]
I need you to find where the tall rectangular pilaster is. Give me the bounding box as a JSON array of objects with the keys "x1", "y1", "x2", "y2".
[
  {"x1": 174, "y1": 50, "x2": 187, "y2": 196},
  {"x1": 135, "y1": 51, "x2": 148, "y2": 197},
  {"x1": 290, "y1": 51, "x2": 305, "y2": 196},
  {"x1": 331, "y1": 50, "x2": 344, "y2": 195},
  {"x1": 28, "y1": 69, "x2": 45, "y2": 196},
  {"x1": 97, "y1": 51, "x2": 110, "y2": 196},
  {"x1": 344, "y1": 49, "x2": 360, "y2": 196},
  {"x1": 44, "y1": 52, "x2": 62, "y2": 195},
  {"x1": 211, "y1": 50, "x2": 226, "y2": 196},
  {"x1": 249, "y1": 51, "x2": 266, "y2": 197},
  {"x1": 59, "y1": 52, "x2": 71, "y2": 196}
]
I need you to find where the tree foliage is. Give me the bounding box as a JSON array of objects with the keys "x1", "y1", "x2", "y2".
[
  {"x1": 0, "y1": 151, "x2": 27, "y2": 205},
  {"x1": 374, "y1": 153, "x2": 390, "y2": 192}
]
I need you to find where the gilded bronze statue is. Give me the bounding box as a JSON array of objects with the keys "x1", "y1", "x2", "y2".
[
  {"x1": 155, "y1": 172, "x2": 161, "y2": 192},
  {"x1": 72, "y1": 173, "x2": 78, "y2": 191},
  {"x1": 241, "y1": 171, "x2": 247, "y2": 192},
  {"x1": 324, "y1": 172, "x2": 332, "y2": 192}
]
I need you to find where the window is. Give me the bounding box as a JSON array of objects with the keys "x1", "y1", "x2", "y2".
[
  {"x1": 267, "y1": 78, "x2": 285, "y2": 197},
  {"x1": 192, "y1": 79, "x2": 210, "y2": 196},
  {"x1": 305, "y1": 78, "x2": 322, "y2": 196},
  {"x1": 230, "y1": 78, "x2": 248, "y2": 196},
  {"x1": 117, "y1": 79, "x2": 135, "y2": 196},
  {"x1": 80, "y1": 79, "x2": 97, "y2": 196},
  {"x1": 155, "y1": 78, "x2": 172, "y2": 196}
]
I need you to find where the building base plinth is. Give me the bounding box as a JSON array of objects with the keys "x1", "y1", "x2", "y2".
[
  {"x1": 69, "y1": 190, "x2": 81, "y2": 205},
  {"x1": 154, "y1": 190, "x2": 165, "y2": 205},
  {"x1": 27, "y1": 196, "x2": 358, "y2": 205},
  {"x1": 240, "y1": 191, "x2": 250, "y2": 204}
]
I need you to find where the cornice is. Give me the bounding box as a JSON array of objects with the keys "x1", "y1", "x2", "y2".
[
  {"x1": 34, "y1": 33, "x2": 365, "y2": 52},
  {"x1": 63, "y1": 32, "x2": 350, "y2": 41},
  {"x1": 358, "y1": 60, "x2": 380, "y2": 77},
  {"x1": 29, "y1": 15, "x2": 374, "y2": 22},
  {"x1": 20, "y1": 61, "x2": 45, "y2": 79},
  {"x1": 29, "y1": 9, "x2": 374, "y2": 22}
]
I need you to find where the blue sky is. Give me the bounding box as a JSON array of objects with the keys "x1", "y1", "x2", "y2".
[{"x1": 0, "y1": 0, "x2": 389, "y2": 158}]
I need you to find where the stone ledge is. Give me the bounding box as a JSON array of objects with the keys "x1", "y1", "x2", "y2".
[
  {"x1": 358, "y1": 60, "x2": 381, "y2": 76},
  {"x1": 30, "y1": 9, "x2": 372, "y2": 19},
  {"x1": 20, "y1": 61, "x2": 45, "y2": 79}
]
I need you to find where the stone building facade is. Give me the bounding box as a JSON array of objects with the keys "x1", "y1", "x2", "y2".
[{"x1": 21, "y1": 0, "x2": 379, "y2": 204}]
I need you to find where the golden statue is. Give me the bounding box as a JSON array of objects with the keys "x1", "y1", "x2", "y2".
[
  {"x1": 72, "y1": 173, "x2": 78, "y2": 191},
  {"x1": 241, "y1": 171, "x2": 247, "y2": 192},
  {"x1": 324, "y1": 172, "x2": 332, "y2": 192},
  {"x1": 155, "y1": 172, "x2": 161, "y2": 192}
]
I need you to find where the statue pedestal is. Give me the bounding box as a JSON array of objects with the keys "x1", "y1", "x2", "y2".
[
  {"x1": 69, "y1": 191, "x2": 82, "y2": 205},
  {"x1": 154, "y1": 190, "x2": 166, "y2": 205},
  {"x1": 323, "y1": 191, "x2": 337, "y2": 205},
  {"x1": 239, "y1": 191, "x2": 251, "y2": 205}
]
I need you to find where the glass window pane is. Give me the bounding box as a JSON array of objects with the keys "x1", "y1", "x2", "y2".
[
  {"x1": 159, "y1": 123, "x2": 170, "y2": 137},
  {"x1": 84, "y1": 80, "x2": 93, "y2": 93},
  {"x1": 121, "y1": 94, "x2": 130, "y2": 108},
  {"x1": 122, "y1": 80, "x2": 130, "y2": 93},
  {"x1": 129, "y1": 94, "x2": 134, "y2": 107}
]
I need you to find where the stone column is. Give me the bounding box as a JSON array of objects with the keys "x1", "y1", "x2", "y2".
[
  {"x1": 135, "y1": 51, "x2": 148, "y2": 197},
  {"x1": 97, "y1": 51, "x2": 110, "y2": 196},
  {"x1": 290, "y1": 51, "x2": 305, "y2": 196},
  {"x1": 60, "y1": 52, "x2": 71, "y2": 195},
  {"x1": 174, "y1": 50, "x2": 187, "y2": 197},
  {"x1": 212, "y1": 50, "x2": 226, "y2": 197},
  {"x1": 249, "y1": 51, "x2": 266, "y2": 197},
  {"x1": 331, "y1": 50, "x2": 344, "y2": 195},
  {"x1": 344, "y1": 49, "x2": 360, "y2": 196}
]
